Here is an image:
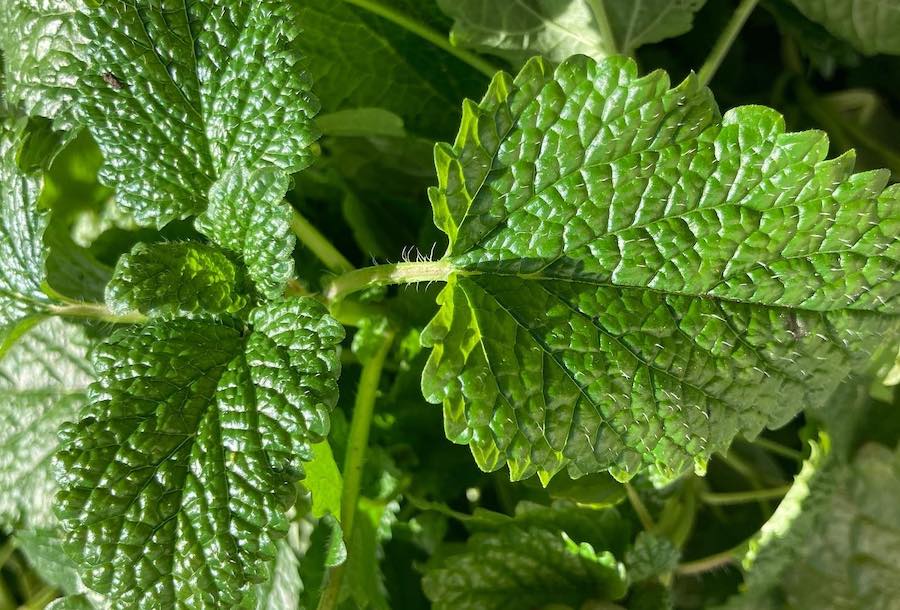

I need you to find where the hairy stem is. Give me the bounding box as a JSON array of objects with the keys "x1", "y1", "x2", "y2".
[
  {"x1": 49, "y1": 303, "x2": 147, "y2": 324},
  {"x1": 290, "y1": 211, "x2": 355, "y2": 274},
  {"x1": 701, "y1": 485, "x2": 791, "y2": 506},
  {"x1": 341, "y1": 0, "x2": 499, "y2": 78},
  {"x1": 698, "y1": 0, "x2": 760, "y2": 87},
  {"x1": 317, "y1": 331, "x2": 394, "y2": 610},
  {"x1": 751, "y1": 437, "x2": 804, "y2": 461},
  {"x1": 324, "y1": 260, "x2": 453, "y2": 302}
]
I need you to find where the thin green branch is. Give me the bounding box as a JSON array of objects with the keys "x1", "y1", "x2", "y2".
[
  {"x1": 751, "y1": 437, "x2": 804, "y2": 462},
  {"x1": 49, "y1": 303, "x2": 147, "y2": 324},
  {"x1": 625, "y1": 483, "x2": 656, "y2": 531},
  {"x1": 290, "y1": 211, "x2": 355, "y2": 274},
  {"x1": 698, "y1": 0, "x2": 760, "y2": 87},
  {"x1": 341, "y1": 0, "x2": 500, "y2": 78},
  {"x1": 323, "y1": 260, "x2": 452, "y2": 302},
  {"x1": 676, "y1": 544, "x2": 743, "y2": 576},
  {"x1": 317, "y1": 331, "x2": 394, "y2": 610},
  {"x1": 701, "y1": 485, "x2": 791, "y2": 506}
]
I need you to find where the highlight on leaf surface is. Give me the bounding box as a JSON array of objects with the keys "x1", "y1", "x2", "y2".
[
  {"x1": 788, "y1": 0, "x2": 900, "y2": 56},
  {"x1": 54, "y1": 298, "x2": 344, "y2": 608},
  {"x1": 422, "y1": 54, "x2": 900, "y2": 484}
]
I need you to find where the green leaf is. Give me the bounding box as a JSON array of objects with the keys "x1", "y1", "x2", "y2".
[
  {"x1": 0, "y1": 117, "x2": 52, "y2": 346},
  {"x1": 0, "y1": 317, "x2": 92, "y2": 529},
  {"x1": 250, "y1": 535, "x2": 302, "y2": 610},
  {"x1": 55, "y1": 298, "x2": 344, "y2": 608},
  {"x1": 304, "y1": 440, "x2": 343, "y2": 520},
  {"x1": 45, "y1": 595, "x2": 96, "y2": 610},
  {"x1": 106, "y1": 242, "x2": 253, "y2": 319},
  {"x1": 422, "y1": 55, "x2": 900, "y2": 483},
  {"x1": 295, "y1": 0, "x2": 487, "y2": 140},
  {"x1": 788, "y1": 0, "x2": 900, "y2": 55},
  {"x1": 423, "y1": 522, "x2": 628, "y2": 610},
  {"x1": 15, "y1": 528, "x2": 86, "y2": 595},
  {"x1": 73, "y1": 0, "x2": 318, "y2": 294},
  {"x1": 438, "y1": 0, "x2": 707, "y2": 65},
  {"x1": 728, "y1": 442, "x2": 900, "y2": 609},
  {"x1": 0, "y1": 0, "x2": 87, "y2": 126},
  {"x1": 196, "y1": 166, "x2": 295, "y2": 299},
  {"x1": 625, "y1": 532, "x2": 680, "y2": 583},
  {"x1": 317, "y1": 108, "x2": 407, "y2": 139}
]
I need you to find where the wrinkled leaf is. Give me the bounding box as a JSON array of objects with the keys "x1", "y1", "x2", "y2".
[{"x1": 789, "y1": 0, "x2": 900, "y2": 55}]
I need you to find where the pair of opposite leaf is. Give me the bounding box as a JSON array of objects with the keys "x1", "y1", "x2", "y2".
[{"x1": 1, "y1": 0, "x2": 898, "y2": 607}]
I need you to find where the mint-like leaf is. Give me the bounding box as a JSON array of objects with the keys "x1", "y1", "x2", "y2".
[
  {"x1": 55, "y1": 299, "x2": 344, "y2": 608},
  {"x1": 789, "y1": 0, "x2": 900, "y2": 56},
  {"x1": 438, "y1": 0, "x2": 707, "y2": 64},
  {"x1": 422, "y1": 55, "x2": 900, "y2": 483},
  {"x1": 0, "y1": 318, "x2": 92, "y2": 530},
  {"x1": 106, "y1": 241, "x2": 253, "y2": 318},
  {"x1": 0, "y1": 117, "x2": 52, "y2": 349},
  {"x1": 0, "y1": 1, "x2": 86, "y2": 126}
]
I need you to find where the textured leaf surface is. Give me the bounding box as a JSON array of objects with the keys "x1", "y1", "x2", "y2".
[
  {"x1": 250, "y1": 537, "x2": 302, "y2": 610},
  {"x1": 295, "y1": 0, "x2": 486, "y2": 140},
  {"x1": 196, "y1": 167, "x2": 295, "y2": 299},
  {"x1": 423, "y1": 504, "x2": 628, "y2": 610},
  {"x1": 106, "y1": 242, "x2": 253, "y2": 318},
  {"x1": 789, "y1": 0, "x2": 900, "y2": 55},
  {"x1": 55, "y1": 298, "x2": 344, "y2": 608},
  {"x1": 0, "y1": 317, "x2": 91, "y2": 530},
  {"x1": 0, "y1": 117, "x2": 52, "y2": 345},
  {"x1": 727, "y1": 442, "x2": 900, "y2": 609},
  {"x1": 438, "y1": 0, "x2": 707, "y2": 64},
  {"x1": 304, "y1": 440, "x2": 343, "y2": 520},
  {"x1": 625, "y1": 532, "x2": 680, "y2": 582},
  {"x1": 422, "y1": 55, "x2": 900, "y2": 482},
  {"x1": 0, "y1": 0, "x2": 86, "y2": 125}
]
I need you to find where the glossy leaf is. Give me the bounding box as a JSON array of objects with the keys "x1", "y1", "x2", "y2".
[
  {"x1": 250, "y1": 536, "x2": 303, "y2": 610},
  {"x1": 0, "y1": 317, "x2": 92, "y2": 530},
  {"x1": 0, "y1": 0, "x2": 87, "y2": 126},
  {"x1": 438, "y1": 0, "x2": 707, "y2": 64},
  {"x1": 789, "y1": 0, "x2": 900, "y2": 55},
  {"x1": 106, "y1": 242, "x2": 253, "y2": 318},
  {"x1": 0, "y1": 117, "x2": 52, "y2": 348},
  {"x1": 55, "y1": 298, "x2": 344, "y2": 608},
  {"x1": 422, "y1": 55, "x2": 900, "y2": 482}
]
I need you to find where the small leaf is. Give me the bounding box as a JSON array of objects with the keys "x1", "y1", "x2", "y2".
[
  {"x1": 438, "y1": 0, "x2": 707, "y2": 64},
  {"x1": 789, "y1": 0, "x2": 900, "y2": 55},
  {"x1": 317, "y1": 108, "x2": 407, "y2": 139},
  {"x1": 55, "y1": 298, "x2": 344, "y2": 608},
  {"x1": 0, "y1": 318, "x2": 92, "y2": 530},
  {"x1": 106, "y1": 241, "x2": 253, "y2": 318},
  {"x1": 422, "y1": 55, "x2": 900, "y2": 483},
  {"x1": 196, "y1": 166, "x2": 295, "y2": 299},
  {"x1": 304, "y1": 440, "x2": 343, "y2": 520},
  {"x1": 250, "y1": 534, "x2": 303, "y2": 610},
  {"x1": 625, "y1": 532, "x2": 680, "y2": 582}
]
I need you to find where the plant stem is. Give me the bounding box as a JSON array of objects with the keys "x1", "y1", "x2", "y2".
[
  {"x1": 676, "y1": 544, "x2": 742, "y2": 576},
  {"x1": 317, "y1": 331, "x2": 394, "y2": 610},
  {"x1": 701, "y1": 485, "x2": 791, "y2": 506},
  {"x1": 625, "y1": 483, "x2": 656, "y2": 531},
  {"x1": 49, "y1": 303, "x2": 147, "y2": 324},
  {"x1": 751, "y1": 437, "x2": 804, "y2": 462},
  {"x1": 341, "y1": 0, "x2": 499, "y2": 78},
  {"x1": 697, "y1": 0, "x2": 760, "y2": 87},
  {"x1": 290, "y1": 211, "x2": 355, "y2": 274},
  {"x1": 324, "y1": 260, "x2": 452, "y2": 302}
]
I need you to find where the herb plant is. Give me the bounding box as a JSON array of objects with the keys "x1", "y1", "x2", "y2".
[{"x1": 1, "y1": 1, "x2": 899, "y2": 609}]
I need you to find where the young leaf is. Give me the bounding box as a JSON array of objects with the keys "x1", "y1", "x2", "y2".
[
  {"x1": 438, "y1": 0, "x2": 707, "y2": 64},
  {"x1": 250, "y1": 536, "x2": 303, "y2": 610},
  {"x1": 625, "y1": 532, "x2": 680, "y2": 583},
  {"x1": 106, "y1": 241, "x2": 253, "y2": 319},
  {"x1": 789, "y1": 0, "x2": 900, "y2": 56},
  {"x1": 423, "y1": 524, "x2": 628, "y2": 610},
  {"x1": 304, "y1": 440, "x2": 344, "y2": 521},
  {"x1": 73, "y1": 0, "x2": 319, "y2": 294},
  {"x1": 0, "y1": 318, "x2": 92, "y2": 530},
  {"x1": 55, "y1": 298, "x2": 344, "y2": 608},
  {"x1": 0, "y1": 117, "x2": 52, "y2": 349},
  {"x1": 422, "y1": 55, "x2": 900, "y2": 483},
  {"x1": 195, "y1": 166, "x2": 295, "y2": 299},
  {"x1": 0, "y1": 0, "x2": 86, "y2": 126}
]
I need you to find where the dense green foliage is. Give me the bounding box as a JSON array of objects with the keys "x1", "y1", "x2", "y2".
[{"x1": 0, "y1": 0, "x2": 899, "y2": 608}]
